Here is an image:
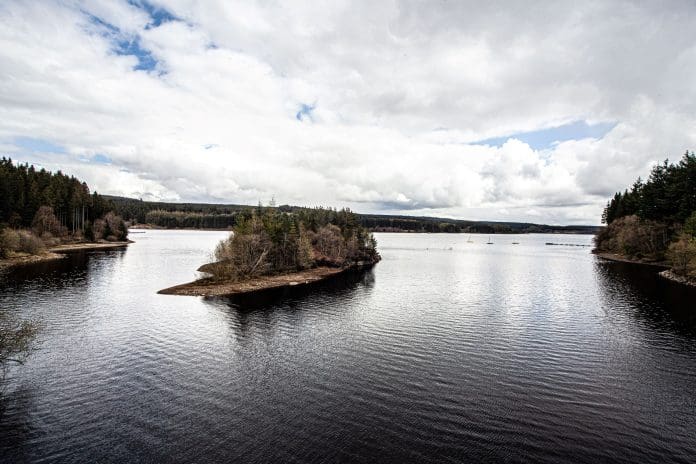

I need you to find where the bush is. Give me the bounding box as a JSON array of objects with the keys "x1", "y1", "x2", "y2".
[
  {"x1": 93, "y1": 219, "x2": 106, "y2": 240},
  {"x1": 104, "y1": 212, "x2": 128, "y2": 241},
  {"x1": 213, "y1": 217, "x2": 272, "y2": 280},
  {"x1": 18, "y1": 231, "x2": 44, "y2": 255},
  {"x1": 0, "y1": 229, "x2": 20, "y2": 258},
  {"x1": 667, "y1": 233, "x2": 696, "y2": 277}
]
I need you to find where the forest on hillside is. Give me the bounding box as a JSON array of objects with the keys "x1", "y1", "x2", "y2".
[
  {"x1": 0, "y1": 158, "x2": 127, "y2": 258},
  {"x1": 595, "y1": 152, "x2": 696, "y2": 280},
  {"x1": 107, "y1": 196, "x2": 598, "y2": 234}
]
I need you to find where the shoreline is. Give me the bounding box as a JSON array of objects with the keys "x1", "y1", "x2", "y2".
[
  {"x1": 594, "y1": 250, "x2": 696, "y2": 287},
  {"x1": 659, "y1": 269, "x2": 696, "y2": 287},
  {"x1": 0, "y1": 241, "x2": 132, "y2": 270},
  {"x1": 592, "y1": 251, "x2": 671, "y2": 269},
  {"x1": 158, "y1": 263, "x2": 375, "y2": 297}
]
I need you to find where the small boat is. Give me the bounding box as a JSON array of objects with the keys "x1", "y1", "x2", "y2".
[
  {"x1": 512, "y1": 241, "x2": 519, "y2": 245},
  {"x1": 466, "y1": 235, "x2": 473, "y2": 243},
  {"x1": 486, "y1": 236, "x2": 494, "y2": 244}
]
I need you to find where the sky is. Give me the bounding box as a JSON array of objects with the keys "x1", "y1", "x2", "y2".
[{"x1": 1, "y1": 1, "x2": 696, "y2": 225}]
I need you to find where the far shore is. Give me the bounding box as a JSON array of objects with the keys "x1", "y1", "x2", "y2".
[
  {"x1": 130, "y1": 224, "x2": 597, "y2": 235},
  {"x1": 0, "y1": 241, "x2": 132, "y2": 270},
  {"x1": 158, "y1": 263, "x2": 375, "y2": 298}
]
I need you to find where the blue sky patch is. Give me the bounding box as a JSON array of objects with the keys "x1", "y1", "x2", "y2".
[
  {"x1": 115, "y1": 36, "x2": 158, "y2": 71},
  {"x1": 473, "y1": 120, "x2": 617, "y2": 150},
  {"x1": 82, "y1": 9, "x2": 160, "y2": 72},
  {"x1": 13, "y1": 137, "x2": 66, "y2": 154},
  {"x1": 128, "y1": 0, "x2": 179, "y2": 29},
  {"x1": 296, "y1": 103, "x2": 316, "y2": 122},
  {"x1": 91, "y1": 154, "x2": 112, "y2": 164}
]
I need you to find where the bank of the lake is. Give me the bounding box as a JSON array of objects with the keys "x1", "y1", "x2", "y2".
[
  {"x1": 593, "y1": 250, "x2": 696, "y2": 287},
  {"x1": 158, "y1": 262, "x2": 376, "y2": 297},
  {"x1": 0, "y1": 241, "x2": 131, "y2": 270}
]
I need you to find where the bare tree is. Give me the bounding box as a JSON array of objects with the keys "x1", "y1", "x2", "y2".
[{"x1": 0, "y1": 312, "x2": 38, "y2": 387}]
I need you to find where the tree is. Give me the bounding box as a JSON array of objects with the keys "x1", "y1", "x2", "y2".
[
  {"x1": 31, "y1": 206, "x2": 66, "y2": 237},
  {"x1": 0, "y1": 312, "x2": 38, "y2": 385},
  {"x1": 684, "y1": 211, "x2": 696, "y2": 238}
]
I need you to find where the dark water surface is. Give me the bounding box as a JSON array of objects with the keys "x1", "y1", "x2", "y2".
[{"x1": 1, "y1": 231, "x2": 695, "y2": 463}]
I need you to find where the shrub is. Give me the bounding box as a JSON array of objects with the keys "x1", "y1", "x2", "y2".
[
  {"x1": 17, "y1": 231, "x2": 44, "y2": 255},
  {"x1": 213, "y1": 220, "x2": 272, "y2": 280},
  {"x1": 0, "y1": 229, "x2": 20, "y2": 258},
  {"x1": 314, "y1": 224, "x2": 345, "y2": 264},
  {"x1": 104, "y1": 212, "x2": 128, "y2": 241},
  {"x1": 667, "y1": 233, "x2": 696, "y2": 277},
  {"x1": 93, "y1": 219, "x2": 106, "y2": 240}
]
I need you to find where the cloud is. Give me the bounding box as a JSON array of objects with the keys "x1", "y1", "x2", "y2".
[{"x1": 1, "y1": 0, "x2": 696, "y2": 224}]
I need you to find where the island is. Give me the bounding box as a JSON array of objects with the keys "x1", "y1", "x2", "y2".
[
  {"x1": 593, "y1": 151, "x2": 696, "y2": 286},
  {"x1": 0, "y1": 157, "x2": 130, "y2": 269},
  {"x1": 159, "y1": 206, "x2": 381, "y2": 297}
]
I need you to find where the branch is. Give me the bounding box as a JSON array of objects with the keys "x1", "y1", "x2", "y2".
[{"x1": 1, "y1": 358, "x2": 25, "y2": 365}]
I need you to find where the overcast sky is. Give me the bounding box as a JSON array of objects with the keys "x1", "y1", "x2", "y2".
[{"x1": 2, "y1": 1, "x2": 695, "y2": 225}]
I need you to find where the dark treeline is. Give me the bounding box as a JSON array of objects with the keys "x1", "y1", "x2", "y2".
[
  {"x1": 1, "y1": 157, "x2": 113, "y2": 231},
  {"x1": 107, "y1": 195, "x2": 598, "y2": 234},
  {"x1": 602, "y1": 152, "x2": 696, "y2": 225},
  {"x1": 595, "y1": 151, "x2": 696, "y2": 280},
  {"x1": 144, "y1": 210, "x2": 237, "y2": 229},
  {"x1": 357, "y1": 214, "x2": 598, "y2": 234},
  {"x1": 105, "y1": 196, "x2": 247, "y2": 226},
  {"x1": 209, "y1": 206, "x2": 380, "y2": 281},
  {"x1": 1, "y1": 158, "x2": 127, "y2": 258}
]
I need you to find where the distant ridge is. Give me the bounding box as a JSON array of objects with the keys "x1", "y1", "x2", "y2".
[{"x1": 104, "y1": 195, "x2": 599, "y2": 234}]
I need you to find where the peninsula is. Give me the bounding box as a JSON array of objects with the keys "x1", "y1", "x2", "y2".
[{"x1": 159, "y1": 206, "x2": 380, "y2": 297}]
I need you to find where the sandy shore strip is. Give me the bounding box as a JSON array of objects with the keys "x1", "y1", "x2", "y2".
[
  {"x1": 0, "y1": 241, "x2": 131, "y2": 270},
  {"x1": 158, "y1": 265, "x2": 370, "y2": 297}
]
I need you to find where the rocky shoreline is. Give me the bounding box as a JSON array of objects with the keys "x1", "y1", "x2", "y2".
[
  {"x1": 658, "y1": 269, "x2": 696, "y2": 287},
  {"x1": 593, "y1": 251, "x2": 696, "y2": 287},
  {"x1": 592, "y1": 251, "x2": 670, "y2": 268}
]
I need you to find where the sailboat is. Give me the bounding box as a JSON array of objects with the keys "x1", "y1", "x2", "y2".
[
  {"x1": 467, "y1": 235, "x2": 474, "y2": 243},
  {"x1": 486, "y1": 236, "x2": 494, "y2": 244}
]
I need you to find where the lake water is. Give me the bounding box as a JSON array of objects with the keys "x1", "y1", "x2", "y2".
[{"x1": 1, "y1": 230, "x2": 695, "y2": 463}]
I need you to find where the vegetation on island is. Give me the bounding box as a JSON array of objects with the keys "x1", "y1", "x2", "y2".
[
  {"x1": 206, "y1": 206, "x2": 380, "y2": 281},
  {"x1": 0, "y1": 158, "x2": 128, "y2": 260},
  {"x1": 595, "y1": 151, "x2": 696, "y2": 281}
]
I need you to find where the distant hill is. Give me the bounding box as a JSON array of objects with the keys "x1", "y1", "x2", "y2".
[{"x1": 105, "y1": 195, "x2": 600, "y2": 234}]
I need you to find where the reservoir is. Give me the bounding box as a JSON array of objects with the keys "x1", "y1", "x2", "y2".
[{"x1": 1, "y1": 230, "x2": 695, "y2": 463}]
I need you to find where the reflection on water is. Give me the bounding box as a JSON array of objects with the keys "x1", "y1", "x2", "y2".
[
  {"x1": 1, "y1": 231, "x2": 695, "y2": 464},
  {"x1": 219, "y1": 268, "x2": 376, "y2": 311},
  {"x1": 595, "y1": 260, "x2": 696, "y2": 332}
]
